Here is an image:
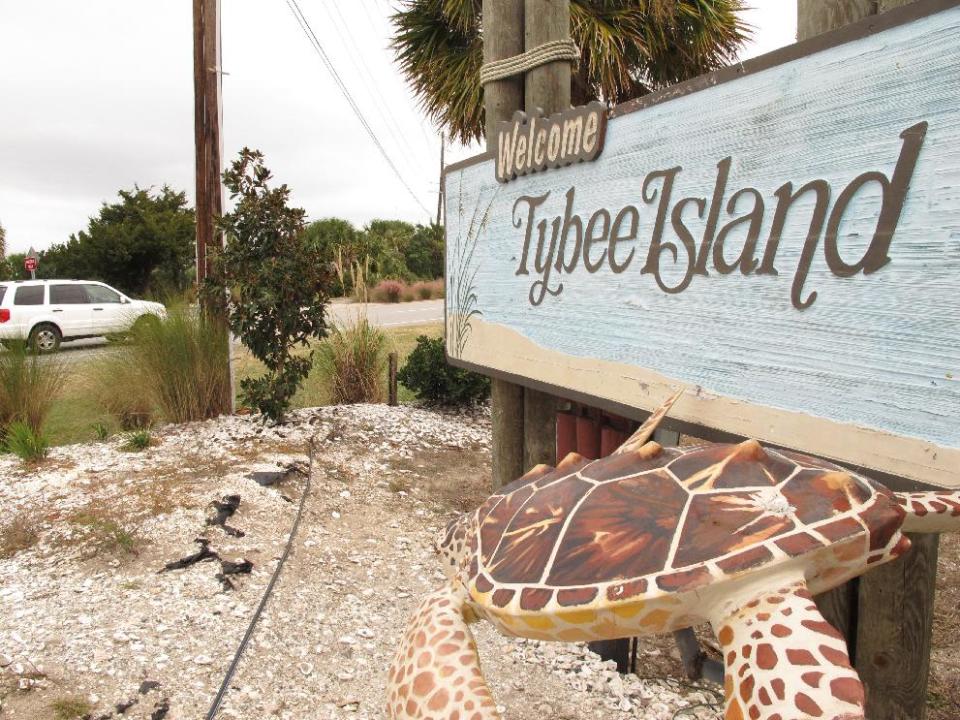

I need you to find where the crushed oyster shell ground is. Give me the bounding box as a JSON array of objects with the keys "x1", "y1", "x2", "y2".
[{"x1": 0, "y1": 404, "x2": 720, "y2": 719}]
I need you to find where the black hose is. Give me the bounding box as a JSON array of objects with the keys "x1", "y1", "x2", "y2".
[{"x1": 205, "y1": 436, "x2": 316, "y2": 720}]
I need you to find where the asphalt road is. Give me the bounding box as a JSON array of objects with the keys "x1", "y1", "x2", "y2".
[{"x1": 50, "y1": 298, "x2": 445, "y2": 363}]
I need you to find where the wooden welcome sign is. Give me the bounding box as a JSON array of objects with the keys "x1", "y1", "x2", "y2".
[{"x1": 444, "y1": 1, "x2": 960, "y2": 489}]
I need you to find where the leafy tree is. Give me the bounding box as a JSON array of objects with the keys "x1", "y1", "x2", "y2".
[
  {"x1": 363, "y1": 219, "x2": 417, "y2": 281},
  {"x1": 0, "y1": 253, "x2": 26, "y2": 282},
  {"x1": 393, "y1": 0, "x2": 749, "y2": 143},
  {"x1": 37, "y1": 187, "x2": 195, "y2": 297},
  {"x1": 206, "y1": 148, "x2": 332, "y2": 422},
  {"x1": 303, "y1": 218, "x2": 363, "y2": 295},
  {"x1": 404, "y1": 223, "x2": 444, "y2": 279}
]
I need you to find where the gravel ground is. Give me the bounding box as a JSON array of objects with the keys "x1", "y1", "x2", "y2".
[{"x1": 0, "y1": 405, "x2": 722, "y2": 720}]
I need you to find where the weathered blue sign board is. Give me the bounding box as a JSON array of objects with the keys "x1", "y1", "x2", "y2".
[{"x1": 444, "y1": 1, "x2": 960, "y2": 489}]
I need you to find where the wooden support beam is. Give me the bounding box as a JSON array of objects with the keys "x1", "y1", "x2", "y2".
[
  {"x1": 484, "y1": 0, "x2": 526, "y2": 489},
  {"x1": 857, "y1": 533, "x2": 939, "y2": 720},
  {"x1": 523, "y1": 388, "x2": 558, "y2": 468},
  {"x1": 798, "y1": 3, "x2": 931, "y2": 717},
  {"x1": 518, "y1": 0, "x2": 569, "y2": 475}
]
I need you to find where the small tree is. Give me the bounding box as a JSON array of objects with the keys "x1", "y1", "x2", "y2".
[{"x1": 208, "y1": 148, "x2": 332, "y2": 422}]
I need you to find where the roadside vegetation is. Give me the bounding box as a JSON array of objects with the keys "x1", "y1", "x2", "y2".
[
  {"x1": 315, "y1": 316, "x2": 388, "y2": 404},
  {"x1": 7, "y1": 321, "x2": 442, "y2": 448}
]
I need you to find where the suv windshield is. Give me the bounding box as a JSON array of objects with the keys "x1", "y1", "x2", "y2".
[{"x1": 0, "y1": 286, "x2": 6, "y2": 303}]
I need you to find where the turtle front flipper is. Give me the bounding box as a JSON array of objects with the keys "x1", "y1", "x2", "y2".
[
  {"x1": 387, "y1": 585, "x2": 500, "y2": 720},
  {"x1": 710, "y1": 578, "x2": 865, "y2": 720},
  {"x1": 897, "y1": 490, "x2": 960, "y2": 533}
]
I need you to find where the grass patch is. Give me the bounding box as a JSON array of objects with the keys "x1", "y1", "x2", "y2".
[
  {"x1": 4, "y1": 420, "x2": 50, "y2": 463},
  {"x1": 315, "y1": 317, "x2": 388, "y2": 404},
  {"x1": 51, "y1": 697, "x2": 93, "y2": 720},
  {"x1": 0, "y1": 341, "x2": 66, "y2": 440},
  {"x1": 122, "y1": 429, "x2": 153, "y2": 452},
  {"x1": 70, "y1": 511, "x2": 139, "y2": 556},
  {"x1": 0, "y1": 517, "x2": 40, "y2": 559}
]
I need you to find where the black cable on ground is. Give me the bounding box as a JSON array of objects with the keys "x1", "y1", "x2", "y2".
[{"x1": 205, "y1": 436, "x2": 317, "y2": 720}]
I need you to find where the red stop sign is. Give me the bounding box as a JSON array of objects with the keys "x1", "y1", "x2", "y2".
[{"x1": 24, "y1": 257, "x2": 37, "y2": 272}]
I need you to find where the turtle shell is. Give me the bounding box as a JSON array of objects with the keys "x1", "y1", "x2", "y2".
[{"x1": 463, "y1": 440, "x2": 907, "y2": 638}]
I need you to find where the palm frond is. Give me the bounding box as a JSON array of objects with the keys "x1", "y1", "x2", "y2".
[{"x1": 392, "y1": 0, "x2": 751, "y2": 144}]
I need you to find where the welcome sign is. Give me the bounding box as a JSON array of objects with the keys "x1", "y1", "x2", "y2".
[{"x1": 444, "y1": 1, "x2": 960, "y2": 489}]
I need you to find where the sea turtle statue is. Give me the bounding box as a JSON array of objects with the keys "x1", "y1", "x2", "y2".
[{"x1": 387, "y1": 391, "x2": 960, "y2": 720}]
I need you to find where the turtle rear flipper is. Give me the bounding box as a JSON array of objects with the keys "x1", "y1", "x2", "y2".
[
  {"x1": 710, "y1": 578, "x2": 865, "y2": 720},
  {"x1": 897, "y1": 490, "x2": 960, "y2": 533},
  {"x1": 387, "y1": 585, "x2": 501, "y2": 720}
]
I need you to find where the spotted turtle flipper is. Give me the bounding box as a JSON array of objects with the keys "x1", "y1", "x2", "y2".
[
  {"x1": 710, "y1": 577, "x2": 865, "y2": 720},
  {"x1": 897, "y1": 490, "x2": 960, "y2": 533},
  {"x1": 387, "y1": 585, "x2": 501, "y2": 720}
]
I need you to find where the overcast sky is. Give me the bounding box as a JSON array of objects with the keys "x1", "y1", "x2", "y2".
[{"x1": 0, "y1": 1, "x2": 796, "y2": 255}]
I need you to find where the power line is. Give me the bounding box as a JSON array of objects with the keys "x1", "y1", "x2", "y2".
[
  {"x1": 320, "y1": 0, "x2": 432, "y2": 178},
  {"x1": 284, "y1": 0, "x2": 431, "y2": 216}
]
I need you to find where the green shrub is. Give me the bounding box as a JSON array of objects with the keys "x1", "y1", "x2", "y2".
[
  {"x1": 91, "y1": 422, "x2": 110, "y2": 441},
  {"x1": 315, "y1": 317, "x2": 387, "y2": 404},
  {"x1": 4, "y1": 420, "x2": 50, "y2": 463},
  {"x1": 0, "y1": 341, "x2": 66, "y2": 439},
  {"x1": 397, "y1": 336, "x2": 489, "y2": 405},
  {"x1": 122, "y1": 429, "x2": 152, "y2": 452}
]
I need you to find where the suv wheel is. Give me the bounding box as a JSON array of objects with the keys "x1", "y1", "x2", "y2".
[{"x1": 29, "y1": 323, "x2": 62, "y2": 353}]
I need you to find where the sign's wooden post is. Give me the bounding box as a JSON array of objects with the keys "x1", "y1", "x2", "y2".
[
  {"x1": 483, "y1": 0, "x2": 526, "y2": 489},
  {"x1": 797, "y1": 3, "x2": 938, "y2": 718},
  {"x1": 520, "y1": 0, "x2": 570, "y2": 471}
]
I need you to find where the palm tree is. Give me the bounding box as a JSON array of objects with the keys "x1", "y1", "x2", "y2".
[{"x1": 393, "y1": 0, "x2": 750, "y2": 144}]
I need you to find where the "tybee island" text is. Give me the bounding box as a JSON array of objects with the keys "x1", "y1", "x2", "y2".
[{"x1": 512, "y1": 122, "x2": 927, "y2": 310}]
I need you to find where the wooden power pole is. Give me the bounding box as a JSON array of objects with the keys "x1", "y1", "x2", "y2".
[
  {"x1": 193, "y1": 0, "x2": 223, "y2": 287},
  {"x1": 193, "y1": 0, "x2": 234, "y2": 413},
  {"x1": 483, "y1": 0, "x2": 526, "y2": 490}
]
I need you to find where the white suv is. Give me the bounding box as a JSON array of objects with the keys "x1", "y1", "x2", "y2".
[{"x1": 0, "y1": 280, "x2": 166, "y2": 352}]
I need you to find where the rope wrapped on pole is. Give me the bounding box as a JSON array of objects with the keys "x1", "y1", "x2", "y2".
[{"x1": 479, "y1": 38, "x2": 578, "y2": 85}]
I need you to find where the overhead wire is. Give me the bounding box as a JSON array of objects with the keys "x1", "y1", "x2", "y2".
[
  {"x1": 284, "y1": 0, "x2": 431, "y2": 216},
  {"x1": 320, "y1": 0, "x2": 433, "y2": 179}
]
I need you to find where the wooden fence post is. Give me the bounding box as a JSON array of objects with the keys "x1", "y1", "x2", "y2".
[
  {"x1": 484, "y1": 0, "x2": 526, "y2": 489},
  {"x1": 388, "y1": 351, "x2": 398, "y2": 406}
]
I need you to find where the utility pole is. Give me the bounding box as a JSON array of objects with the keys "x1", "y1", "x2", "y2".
[
  {"x1": 193, "y1": 0, "x2": 233, "y2": 413},
  {"x1": 193, "y1": 0, "x2": 223, "y2": 286},
  {"x1": 436, "y1": 132, "x2": 445, "y2": 226}
]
